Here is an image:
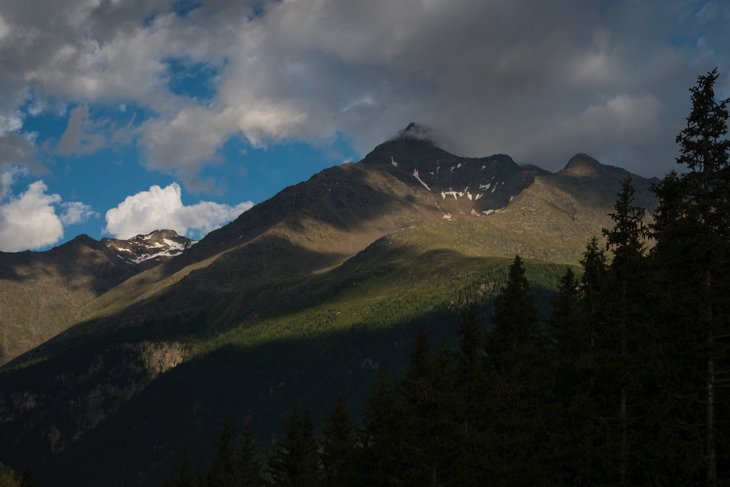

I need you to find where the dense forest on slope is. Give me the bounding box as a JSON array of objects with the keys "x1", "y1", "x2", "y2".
[{"x1": 159, "y1": 70, "x2": 730, "y2": 487}]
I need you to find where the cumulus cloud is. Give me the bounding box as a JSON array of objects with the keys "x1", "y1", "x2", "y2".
[
  {"x1": 0, "y1": 172, "x2": 97, "y2": 251},
  {"x1": 104, "y1": 182, "x2": 253, "y2": 239},
  {"x1": 0, "y1": 0, "x2": 727, "y2": 179},
  {"x1": 0, "y1": 181, "x2": 62, "y2": 251}
]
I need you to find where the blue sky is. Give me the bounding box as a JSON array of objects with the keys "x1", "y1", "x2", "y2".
[{"x1": 0, "y1": 0, "x2": 727, "y2": 251}]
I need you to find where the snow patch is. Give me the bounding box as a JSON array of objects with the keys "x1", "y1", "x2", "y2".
[
  {"x1": 442, "y1": 213, "x2": 452, "y2": 220},
  {"x1": 413, "y1": 169, "x2": 430, "y2": 190},
  {"x1": 163, "y1": 238, "x2": 186, "y2": 251},
  {"x1": 482, "y1": 207, "x2": 505, "y2": 216},
  {"x1": 391, "y1": 157, "x2": 398, "y2": 167},
  {"x1": 479, "y1": 183, "x2": 491, "y2": 191}
]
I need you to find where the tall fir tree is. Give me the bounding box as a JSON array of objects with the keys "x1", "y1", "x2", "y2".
[
  {"x1": 599, "y1": 175, "x2": 652, "y2": 485},
  {"x1": 207, "y1": 418, "x2": 238, "y2": 487},
  {"x1": 485, "y1": 255, "x2": 552, "y2": 484},
  {"x1": 236, "y1": 421, "x2": 266, "y2": 487},
  {"x1": 320, "y1": 396, "x2": 362, "y2": 487},
  {"x1": 652, "y1": 68, "x2": 730, "y2": 486},
  {"x1": 547, "y1": 267, "x2": 583, "y2": 359},
  {"x1": 267, "y1": 407, "x2": 319, "y2": 487},
  {"x1": 361, "y1": 369, "x2": 405, "y2": 487}
]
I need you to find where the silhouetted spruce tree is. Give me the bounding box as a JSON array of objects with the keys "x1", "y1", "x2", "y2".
[
  {"x1": 207, "y1": 418, "x2": 238, "y2": 487},
  {"x1": 400, "y1": 327, "x2": 438, "y2": 485},
  {"x1": 485, "y1": 255, "x2": 552, "y2": 484},
  {"x1": 599, "y1": 174, "x2": 652, "y2": 484},
  {"x1": 548, "y1": 268, "x2": 583, "y2": 360},
  {"x1": 651, "y1": 68, "x2": 730, "y2": 486},
  {"x1": 320, "y1": 396, "x2": 362, "y2": 487},
  {"x1": 267, "y1": 407, "x2": 319, "y2": 487},
  {"x1": 546, "y1": 266, "x2": 593, "y2": 483},
  {"x1": 405, "y1": 337, "x2": 462, "y2": 486},
  {"x1": 489, "y1": 256, "x2": 543, "y2": 357},
  {"x1": 361, "y1": 369, "x2": 405, "y2": 487},
  {"x1": 236, "y1": 421, "x2": 266, "y2": 487},
  {"x1": 579, "y1": 236, "x2": 608, "y2": 374},
  {"x1": 453, "y1": 303, "x2": 490, "y2": 484}
]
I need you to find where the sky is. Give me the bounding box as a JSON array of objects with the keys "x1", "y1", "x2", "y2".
[{"x1": 0, "y1": 0, "x2": 727, "y2": 252}]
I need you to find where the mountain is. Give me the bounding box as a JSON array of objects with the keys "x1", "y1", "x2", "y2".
[
  {"x1": 0, "y1": 230, "x2": 195, "y2": 365},
  {"x1": 0, "y1": 127, "x2": 659, "y2": 486}
]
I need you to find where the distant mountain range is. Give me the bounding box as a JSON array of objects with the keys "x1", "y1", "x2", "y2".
[{"x1": 0, "y1": 125, "x2": 659, "y2": 486}]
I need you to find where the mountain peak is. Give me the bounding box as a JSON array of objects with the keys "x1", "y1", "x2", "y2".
[
  {"x1": 392, "y1": 122, "x2": 439, "y2": 145},
  {"x1": 560, "y1": 153, "x2": 607, "y2": 177},
  {"x1": 102, "y1": 229, "x2": 196, "y2": 266}
]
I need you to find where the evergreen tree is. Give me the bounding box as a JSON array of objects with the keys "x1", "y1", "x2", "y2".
[
  {"x1": 236, "y1": 421, "x2": 266, "y2": 487},
  {"x1": 361, "y1": 369, "x2": 404, "y2": 487},
  {"x1": 651, "y1": 68, "x2": 730, "y2": 486},
  {"x1": 599, "y1": 175, "x2": 652, "y2": 484},
  {"x1": 453, "y1": 303, "x2": 490, "y2": 484},
  {"x1": 485, "y1": 255, "x2": 552, "y2": 484},
  {"x1": 547, "y1": 267, "x2": 582, "y2": 358},
  {"x1": 320, "y1": 396, "x2": 361, "y2": 487},
  {"x1": 548, "y1": 258, "x2": 602, "y2": 484},
  {"x1": 489, "y1": 255, "x2": 543, "y2": 356},
  {"x1": 267, "y1": 407, "x2": 319, "y2": 487},
  {"x1": 579, "y1": 236, "x2": 608, "y2": 373},
  {"x1": 207, "y1": 418, "x2": 238, "y2": 487}
]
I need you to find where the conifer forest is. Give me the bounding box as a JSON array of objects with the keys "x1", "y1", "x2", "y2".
[{"x1": 156, "y1": 70, "x2": 730, "y2": 486}]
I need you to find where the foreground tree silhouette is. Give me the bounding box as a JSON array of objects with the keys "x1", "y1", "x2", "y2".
[
  {"x1": 652, "y1": 68, "x2": 730, "y2": 486},
  {"x1": 320, "y1": 396, "x2": 362, "y2": 487},
  {"x1": 485, "y1": 255, "x2": 551, "y2": 483},
  {"x1": 236, "y1": 421, "x2": 266, "y2": 487},
  {"x1": 601, "y1": 175, "x2": 652, "y2": 484},
  {"x1": 207, "y1": 418, "x2": 237, "y2": 487},
  {"x1": 267, "y1": 407, "x2": 319, "y2": 486}
]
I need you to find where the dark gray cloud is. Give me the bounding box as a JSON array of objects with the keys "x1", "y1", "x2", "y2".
[{"x1": 0, "y1": 0, "x2": 727, "y2": 179}]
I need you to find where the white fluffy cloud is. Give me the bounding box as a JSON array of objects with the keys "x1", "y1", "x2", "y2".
[
  {"x1": 104, "y1": 183, "x2": 253, "y2": 239},
  {"x1": 0, "y1": 181, "x2": 62, "y2": 251},
  {"x1": 0, "y1": 173, "x2": 97, "y2": 251}
]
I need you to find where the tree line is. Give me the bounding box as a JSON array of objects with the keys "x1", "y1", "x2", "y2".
[{"x1": 161, "y1": 69, "x2": 730, "y2": 487}]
